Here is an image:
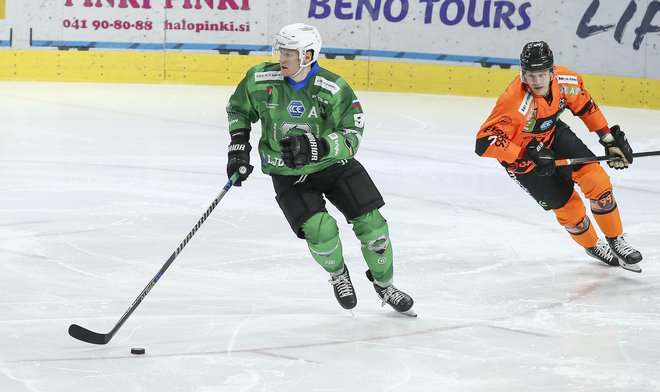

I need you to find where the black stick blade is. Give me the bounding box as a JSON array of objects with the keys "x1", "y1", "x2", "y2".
[{"x1": 68, "y1": 324, "x2": 112, "y2": 345}]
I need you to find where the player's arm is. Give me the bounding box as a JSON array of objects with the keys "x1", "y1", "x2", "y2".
[
  {"x1": 567, "y1": 73, "x2": 633, "y2": 169},
  {"x1": 565, "y1": 73, "x2": 608, "y2": 132},
  {"x1": 475, "y1": 99, "x2": 524, "y2": 163},
  {"x1": 226, "y1": 73, "x2": 259, "y2": 185},
  {"x1": 227, "y1": 72, "x2": 260, "y2": 136},
  {"x1": 323, "y1": 86, "x2": 364, "y2": 160}
]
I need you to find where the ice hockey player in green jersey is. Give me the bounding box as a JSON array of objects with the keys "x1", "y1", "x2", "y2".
[{"x1": 226, "y1": 23, "x2": 415, "y2": 316}]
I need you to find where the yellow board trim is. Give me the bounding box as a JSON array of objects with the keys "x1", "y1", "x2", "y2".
[
  {"x1": 0, "y1": 0, "x2": 5, "y2": 20},
  {"x1": 0, "y1": 50, "x2": 657, "y2": 109}
]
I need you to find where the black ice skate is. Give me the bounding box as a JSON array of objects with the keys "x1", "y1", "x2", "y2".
[
  {"x1": 607, "y1": 234, "x2": 643, "y2": 273},
  {"x1": 366, "y1": 270, "x2": 416, "y2": 317},
  {"x1": 329, "y1": 265, "x2": 357, "y2": 310},
  {"x1": 585, "y1": 238, "x2": 619, "y2": 267}
]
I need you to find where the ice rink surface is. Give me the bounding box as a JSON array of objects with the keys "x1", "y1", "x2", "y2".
[{"x1": 1, "y1": 81, "x2": 659, "y2": 391}]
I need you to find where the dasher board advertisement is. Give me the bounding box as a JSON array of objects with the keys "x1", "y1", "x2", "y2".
[{"x1": 0, "y1": 1, "x2": 657, "y2": 78}]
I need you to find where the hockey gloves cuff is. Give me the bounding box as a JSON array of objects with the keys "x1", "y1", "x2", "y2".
[
  {"x1": 280, "y1": 131, "x2": 328, "y2": 170},
  {"x1": 523, "y1": 139, "x2": 556, "y2": 176},
  {"x1": 599, "y1": 125, "x2": 633, "y2": 170},
  {"x1": 227, "y1": 129, "x2": 254, "y2": 186}
]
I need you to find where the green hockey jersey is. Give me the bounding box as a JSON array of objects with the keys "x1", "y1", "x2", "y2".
[{"x1": 227, "y1": 61, "x2": 364, "y2": 176}]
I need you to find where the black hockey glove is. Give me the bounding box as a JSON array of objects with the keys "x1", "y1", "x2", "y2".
[
  {"x1": 226, "y1": 129, "x2": 253, "y2": 186},
  {"x1": 279, "y1": 131, "x2": 328, "y2": 170},
  {"x1": 523, "y1": 139, "x2": 556, "y2": 176},
  {"x1": 599, "y1": 125, "x2": 633, "y2": 170}
]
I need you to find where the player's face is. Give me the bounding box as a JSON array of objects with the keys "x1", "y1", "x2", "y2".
[
  {"x1": 522, "y1": 69, "x2": 553, "y2": 96},
  {"x1": 277, "y1": 48, "x2": 302, "y2": 77}
]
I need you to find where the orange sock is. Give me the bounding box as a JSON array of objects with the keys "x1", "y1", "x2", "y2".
[
  {"x1": 590, "y1": 191, "x2": 623, "y2": 238},
  {"x1": 553, "y1": 191, "x2": 597, "y2": 248},
  {"x1": 572, "y1": 164, "x2": 623, "y2": 238}
]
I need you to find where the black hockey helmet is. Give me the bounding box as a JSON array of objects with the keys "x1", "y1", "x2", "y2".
[{"x1": 520, "y1": 41, "x2": 554, "y2": 72}]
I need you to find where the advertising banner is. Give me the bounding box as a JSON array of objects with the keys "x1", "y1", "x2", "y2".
[{"x1": 0, "y1": 1, "x2": 657, "y2": 79}]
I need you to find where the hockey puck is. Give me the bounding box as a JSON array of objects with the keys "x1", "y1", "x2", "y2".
[{"x1": 130, "y1": 347, "x2": 145, "y2": 355}]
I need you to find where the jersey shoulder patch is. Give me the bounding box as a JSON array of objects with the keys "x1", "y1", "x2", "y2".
[
  {"x1": 556, "y1": 74, "x2": 579, "y2": 85},
  {"x1": 314, "y1": 76, "x2": 340, "y2": 95},
  {"x1": 254, "y1": 71, "x2": 283, "y2": 82}
]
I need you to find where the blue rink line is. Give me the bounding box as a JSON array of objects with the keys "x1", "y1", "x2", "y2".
[
  {"x1": 29, "y1": 40, "x2": 518, "y2": 65},
  {"x1": 0, "y1": 40, "x2": 11, "y2": 47},
  {"x1": 323, "y1": 47, "x2": 517, "y2": 65},
  {"x1": 31, "y1": 40, "x2": 166, "y2": 50}
]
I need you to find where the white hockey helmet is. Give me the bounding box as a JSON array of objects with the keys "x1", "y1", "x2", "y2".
[{"x1": 273, "y1": 23, "x2": 322, "y2": 66}]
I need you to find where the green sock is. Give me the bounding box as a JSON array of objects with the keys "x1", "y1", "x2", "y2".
[
  {"x1": 302, "y1": 212, "x2": 345, "y2": 273},
  {"x1": 351, "y1": 209, "x2": 393, "y2": 286}
]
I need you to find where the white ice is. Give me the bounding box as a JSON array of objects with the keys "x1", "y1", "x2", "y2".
[{"x1": 1, "y1": 81, "x2": 659, "y2": 392}]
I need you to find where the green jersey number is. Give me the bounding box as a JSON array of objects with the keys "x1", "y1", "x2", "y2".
[{"x1": 354, "y1": 113, "x2": 365, "y2": 128}]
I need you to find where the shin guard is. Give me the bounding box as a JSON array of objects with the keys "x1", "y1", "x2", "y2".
[
  {"x1": 351, "y1": 209, "x2": 393, "y2": 287},
  {"x1": 302, "y1": 212, "x2": 344, "y2": 273}
]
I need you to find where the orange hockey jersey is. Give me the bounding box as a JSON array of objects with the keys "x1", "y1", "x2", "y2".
[{"x1": 475, "y1": 65, "x2": 608, "y2": 174}]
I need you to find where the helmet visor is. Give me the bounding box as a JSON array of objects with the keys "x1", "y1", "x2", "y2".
[{"x1": 272, "y1": 47, "x2": 302, "y2": 62}]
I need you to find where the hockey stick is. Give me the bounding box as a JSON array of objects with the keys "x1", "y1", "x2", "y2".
[
  {"x1": 69, "y1": 172, "x2": 241, "y2": 344},
  {"x1": 555, "y1": 150, "x2": 660, "y2": 167}
]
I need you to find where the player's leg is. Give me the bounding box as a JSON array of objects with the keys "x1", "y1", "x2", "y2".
[
  {"x1": 272, "y1": 174, "x2": 356, "y2": 309},
  {"x1": 509, "y1": 159, "x2": 616, "y2": 266},
  {"x1": 301, "y1": 212, "x2": 344, "y2": 272},
  {"x1": 553, "y1": 190, "x2": 617, "y2": 266},
  {"x1": 572, "y1": 163, "x2": 642, "y2": 265},
  {"x1": 549, "y1": 124, "x2": 642, "y2": 268},
  {"x1": 350, "y1": 209, "x2": 392, "y2": 285},
  {"x1": 301, "y1": 212, "x2": 357, "y2": 309},
  {"x1": 552, "y1": 123, "x2": 642, "y2": 266},
  {"x1": 326, "y1": 160, "x2": 414, "y2": 315}
]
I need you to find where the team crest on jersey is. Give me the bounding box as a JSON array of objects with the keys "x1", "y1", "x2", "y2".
[
  {"x1": 540, "y1": 119, "x2": 554, "y2": 131},
  {"x1": 288, "y1": 101, "x2": 305, "y2": 117}
]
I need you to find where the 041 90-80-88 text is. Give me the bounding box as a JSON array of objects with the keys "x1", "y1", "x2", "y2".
[{"x1": 63, "y1": 18, "x2": 153, "y2": 30}]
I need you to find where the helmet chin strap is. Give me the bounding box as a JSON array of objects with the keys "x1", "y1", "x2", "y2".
[{"x1": 290, "y1": 52, "x2": 313, "y2": 79}]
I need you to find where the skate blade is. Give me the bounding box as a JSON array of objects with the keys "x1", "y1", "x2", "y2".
[
  {"x1": 398, "y1": 308, "x2": 417, "y2": 318},
  {"x1": 619, "y1": 260, "x2": 642, "y2": 273}
]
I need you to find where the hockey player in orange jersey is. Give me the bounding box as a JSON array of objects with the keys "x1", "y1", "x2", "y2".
[{"x1": 475, "y1": 41, "x2": 643, "y2": 272}]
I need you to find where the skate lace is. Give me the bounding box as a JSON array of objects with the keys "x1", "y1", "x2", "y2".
[
  {"x1": 329, "y1": 273, "x2": 354, "y2": 298},
  {"x1": 611, "y1": 234, "x2": 636, "y2": 256},
  {"x1": 592, "y1": 238, "x2": 614, "y2": 260},
  {"x1": 381, "y1": 285, "x2": 406, "y2": 307}
]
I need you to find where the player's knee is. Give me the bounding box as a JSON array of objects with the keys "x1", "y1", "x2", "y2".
[
  {"x1": 590, "y1": 190, "x2": 618, "y2": 214},
  {"x1": 575, "y1": 164, "x2": 613, "y2": 200},
  {"x1": 351, "y1": 209, "x2": 391, "y2": 253},
  {"x1": 351, "y1": 209, "x2": 387, "y2": 237},
  {"x1": 302, "y1": 212, "x2": 338, "y2": 244}
]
